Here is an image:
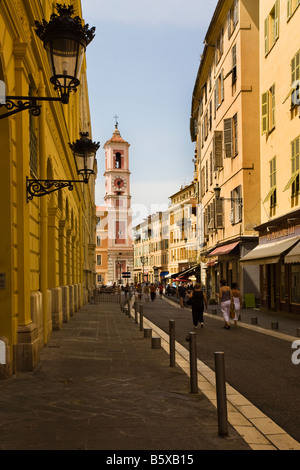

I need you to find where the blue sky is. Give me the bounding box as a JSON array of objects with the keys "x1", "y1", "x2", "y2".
[{"x1": 81, "y1": 0, "x2": 219, "y2": 225}]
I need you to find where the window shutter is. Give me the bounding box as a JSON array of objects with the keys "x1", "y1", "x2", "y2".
[
  {"x1": 209, "y1": 202, "x2": 215, "y2": 230},
  {"x1": 232, "y1": 45, "x2": 237, "y2": 85},
  {"x1": 215, "y1": 80, "x2": 218, "y2": 114},
  {"x1": 227, "y1": 10, "x2": 231, "y2": 38},
  {"x1": 234, "y1": 0, "x2": 239, "y2": 26},
  {"x1": 233, "y1": 113, "x2": 238, "y2": 155},
  {"x1": 262, "y1": 92, "x2": 269, "y2": 134},
  {"x1": 271, "y1": 84, "x2": 276, "y2": 128},
  {"x1": 213, "y1": 131, "x2": 223, "y2": 169},
  {"x1": 207, "y1": 204, "x2": 211, "y2": 231},
  {"x1": 204, "y1": 208, "x2": 208, "y2": 237},
  {"x1": 224, "y1": 118, "x2": 233, "y2": 158},
  {"x1": 264, "y1": 17, "x2": 269, "y2": 55},
  {"x1": 221, "y1": 70, "x2": 224, "y2": 101},
  {"x1": 237, "y1": 186, "x2": 242, "y2": 222},
  {"x1": 291, "y1": 51, "x2": 300, "y2": 107},
  {"x1": 230, "y1": 190, "x2": 234, "y2": 223},
  {"x1": 274, "y1": 0, "x2": 279, "y2": 40},
  {"x1": 287, "y1": 0, "x2": 292, "y2": 19},
  {"x1": 215, "y1": 198, "x2": 224, "y2": 229}
]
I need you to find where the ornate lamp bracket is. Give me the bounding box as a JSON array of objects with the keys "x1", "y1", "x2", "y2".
[{"x1": 26, "y1": 177, "x2": 86, "y2": 202}]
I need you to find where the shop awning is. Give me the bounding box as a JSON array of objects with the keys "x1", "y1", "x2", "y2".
[
  {"x1": 208, "y1": 241, "x2": 239, "y2": 257},
  {"x1": 178, "y1": 265, "x2": 198, "y2": 278},
  {"x1": 285, "y1": 241, "x2": 300, "y2": 263},
  {"x1": 240, "y1": 236, "x2": 300, "y2": 265},
  {"x1": 166, "y1": 265, "x2": 198, "y2": 279}
]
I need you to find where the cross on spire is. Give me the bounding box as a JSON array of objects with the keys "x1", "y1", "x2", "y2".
[{"x1": 114, "y1": 114, "x2": 119, "y2": 129}]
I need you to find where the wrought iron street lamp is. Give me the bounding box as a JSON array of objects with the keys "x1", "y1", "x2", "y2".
[
  {"x1": 69, "y1": 132, "x2": 100, "y2": 183},
  {"x1": 213, "y1": 184, "x2": 243, "y2": 204},
  {"x1": 26, "y1": 132, "x2": 100, "y2": 201},
  {"x1": 0, "y1": 4, "x2": 95, "y2": 119}
]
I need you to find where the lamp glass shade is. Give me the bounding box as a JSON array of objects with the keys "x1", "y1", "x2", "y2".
[
  {"x1": 46, "y1": 38, "x2": 85, "y2": 81},
  {"x1": 214, "y1": 185, "x2": 221, "y2": 199},
  {"x1": 74, "y1": 150, "x2": 95, "y2": 178}
]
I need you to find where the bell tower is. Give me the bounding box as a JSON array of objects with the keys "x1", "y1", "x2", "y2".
[{"x1": 103, "y1": 121, "x2": 133, "y2": 284}]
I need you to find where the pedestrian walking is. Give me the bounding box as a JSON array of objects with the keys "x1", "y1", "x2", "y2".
[
  {"x1": 144, "y1": 283, "x2": 150, "y2": 301},
  {"x1": 231, "y1": 282, "x2": 242, "y2": 327},
  {"x1": 150, "y1": 283, "x2": 156, "y2": 301},
  {"x1": 178, "y1": 283, "x2": 186, "y2": 308},
  {"x1": 219, "y1": 279, "x2": 232, "y2": 329},
  {"x1": 188, "y1": 282, "x2": 207, "y2": 329},
  {"x1": 158, "y1": 283, "x2": 164, "y2": 299}
]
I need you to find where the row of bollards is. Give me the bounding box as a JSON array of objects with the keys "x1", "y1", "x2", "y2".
[{"x1": 123, "y1": 301, "x2": 228, "y2": 437}]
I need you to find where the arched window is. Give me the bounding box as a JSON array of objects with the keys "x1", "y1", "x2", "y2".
[{"x1": 115, "y1": 152, "x2": 122, "y2": 169}]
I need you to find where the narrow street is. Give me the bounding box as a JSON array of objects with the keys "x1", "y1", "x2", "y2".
[{"x1": 140, "y1": 295, "x2": 300, "y2": 444}]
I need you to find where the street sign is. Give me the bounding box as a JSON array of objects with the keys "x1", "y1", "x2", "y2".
[{"x1": 122, "y1": 272, "x2": 130, "y2": 275}]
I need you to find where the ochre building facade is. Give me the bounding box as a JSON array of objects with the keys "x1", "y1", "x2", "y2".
[{"x1": 0, "y1": 0, "x2": 97, "y2": 376}]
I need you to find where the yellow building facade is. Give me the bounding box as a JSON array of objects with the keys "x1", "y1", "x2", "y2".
[
  {"x1": 168, "y1": 182, "x2": 198, "y2": 279},
  {"x1": 0, "y1": 0, "x2": 97, "y2": 376},
  {"x1": 241, "y1": 0, "x2": 300, "y2": 314},
  {"x1": 134, "y1": 212, "x2": 169, "y2": 284},
  {"x1": 191, "y1": 0, "x2": 261, "y2": 301}
]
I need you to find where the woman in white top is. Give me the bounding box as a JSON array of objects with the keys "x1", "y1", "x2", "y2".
[{"x1": 231, "y1": 282, "x2": 242, "y2": 327}]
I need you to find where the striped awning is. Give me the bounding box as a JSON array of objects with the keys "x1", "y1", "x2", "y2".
[
  {"x1": 240, "y1": 236, "x2": 300, "y2": 265},
  {"x1": 285, "y1": 241, "x2": 300, "y2": 263}
]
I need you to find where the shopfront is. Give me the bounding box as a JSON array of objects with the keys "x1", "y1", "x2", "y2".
[
  {"x1": 241, "y1": 217, "x2": 300, "y2": 315},
  {"x1": 206, "y1": 238, "x2": 259, "y2": 302}
]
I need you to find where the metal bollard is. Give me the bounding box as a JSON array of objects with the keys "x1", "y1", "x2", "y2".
[
  {"x1": 144, "y1": 328, "x2": 152, "y2": 338},
  {"x1": 151, "y1": 337, "x2": 161, "y2": 349},
  {"x1": 214, "y1": 352, "x2": 228, "y2": 437},
  {"x1": 189, "y1": 332, "x2": 198, "y2": 394},
  {"x1": 251, "y1": 317, "x2": 258, "y2": 325},
  {"x1": 169, "y1": 320, "x2": 175, "y2": 367},
  {"x1": 297, "y1": 328, "x2": 300, "y2": 338},
  {"x1": 139, "y1": 303, "x2": 144, "y2": 331},
  {"x1": 212, "y1": 308, "x2": 218, "y2": 315},
  {"x1": 134, "y1": 304, "x2": 138, "y2": 324},
  {"x1": 271, "y1": 321, "x2": 278, "y2": 330}
]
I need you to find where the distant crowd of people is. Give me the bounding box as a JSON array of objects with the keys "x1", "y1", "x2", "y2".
[{"x1": 97, "y1": 279, "x2": 242, "y2": 330}]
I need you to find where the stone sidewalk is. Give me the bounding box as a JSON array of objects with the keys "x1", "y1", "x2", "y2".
[{"x1": 0, "y1": 301, "x2": 251, "y2": 451}]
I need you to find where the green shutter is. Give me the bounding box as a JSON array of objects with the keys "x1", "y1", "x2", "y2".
[
  {"x1": 287, "y1": 0, "x2": 292, "y2": 19},
  {"x1": 264, "y1": 17, "x2": 269, "y2": 55},
  {"x1": 263, "y1": 186, "x2": 276, "y2": 202},
  {"x1": 283, "y1": 170, "x2": 300, "y2": 191},
  {"x1": 274, "y1": 0, "x2": 279, "y2": 40},
  {"x1": 262, "y1": 92, "x2": 269, "y2": 134},
  {"x1": 271, "y1": 84, "x2": 276, "y2": 128},
  {"x1": 224, "y1": 118, "x2": 233, "y2": 158}
]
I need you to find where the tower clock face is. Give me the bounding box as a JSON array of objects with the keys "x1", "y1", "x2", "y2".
[{"x1": 113, "y1": 176, "x2": 127, "y2": 190}]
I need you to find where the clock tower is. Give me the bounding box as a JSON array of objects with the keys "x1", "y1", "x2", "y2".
[{"x1": 103, "y1": 122, "x2": 133, "y2": 285}]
